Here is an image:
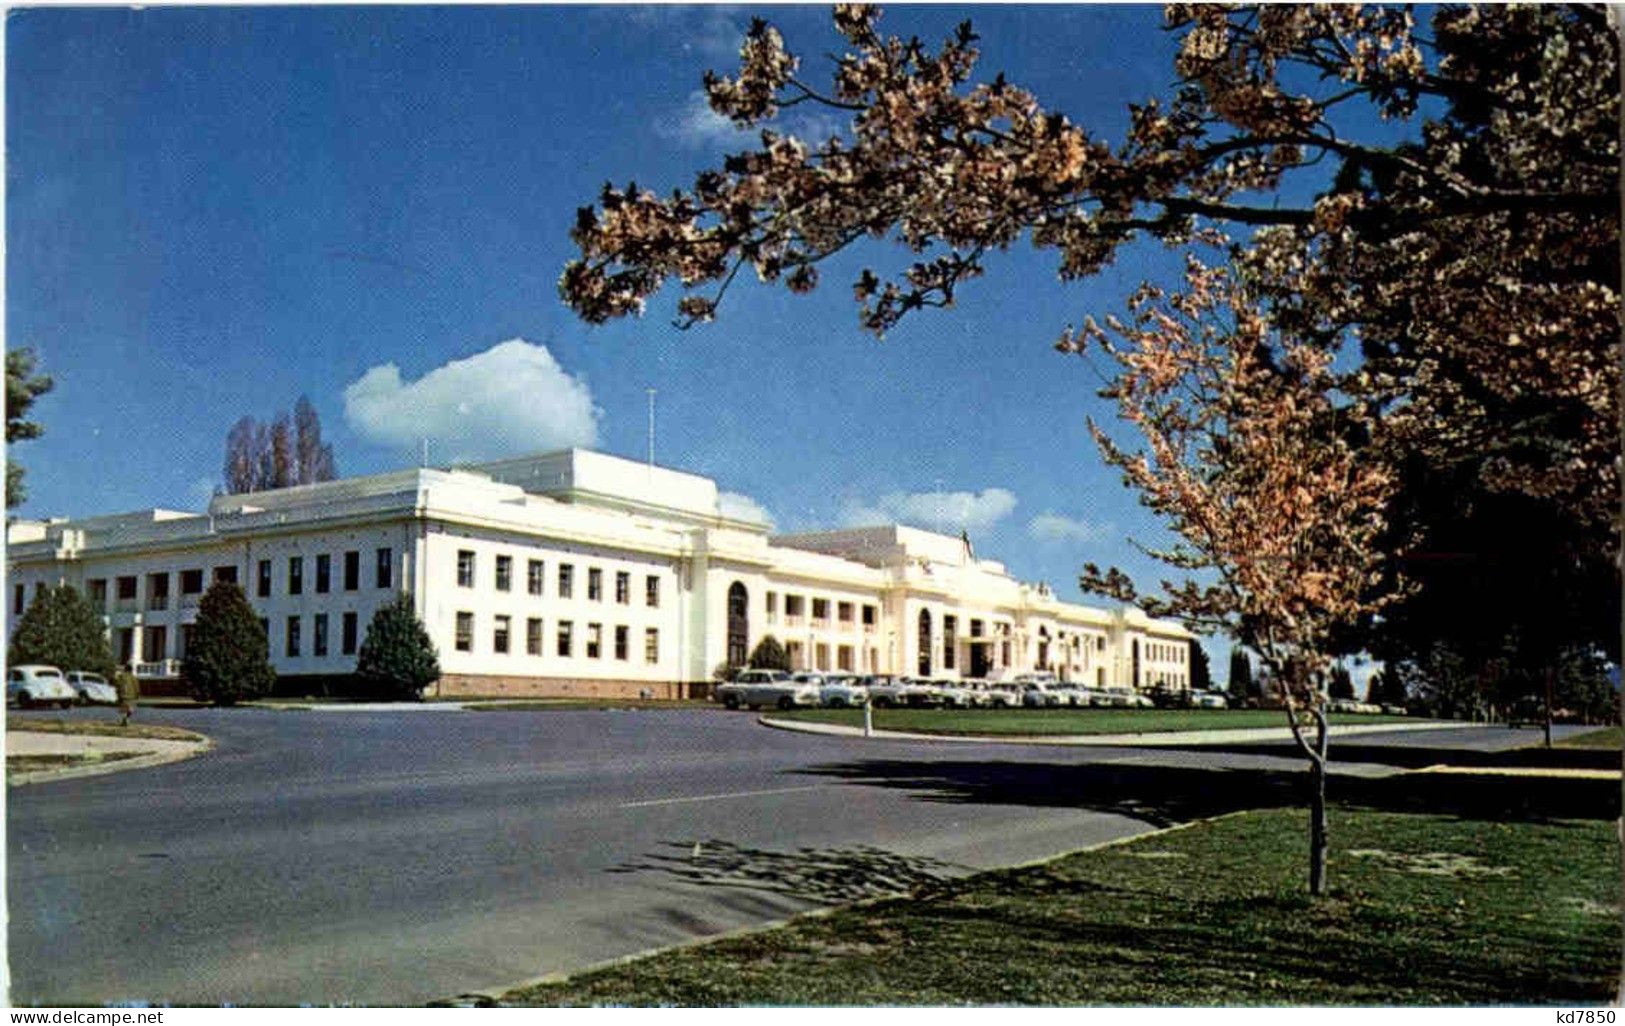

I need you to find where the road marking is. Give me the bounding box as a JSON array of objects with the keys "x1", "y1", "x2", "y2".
[{"x1": 619, "y1": 784, "x2": 828, "y2": 809}]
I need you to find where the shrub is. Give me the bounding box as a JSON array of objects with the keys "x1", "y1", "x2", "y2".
[
  {"x1": 355, "y1": 594, "x2": 440, "y2": 701},
  {"x1": 182, "y1": 580, "x2": 276, "y2": 705},
  {"x1": 748, "y1": 634, "x2": 790, "y2": 672},
  {"x1": 8, "y1": 584, "x2": 118, "y2": 681}
]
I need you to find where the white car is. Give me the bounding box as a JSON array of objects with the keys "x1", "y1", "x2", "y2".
[
  {"x1": 1100, "y1": 686, "x2": 1151, "y2": 708},
  {"x1": 985, "y1": 682, "x2": 1023, "y2": 708},
  {"x1": 65, "y1": 671, "x2": 118, "y2": 706},
  {"x1": 715, "y1": 669, "x2": 790, "y2": 710},
  {"x1": 931, "y1": 680, "x2": 975, "y2": 708},
  {"x1": 1021, "y1": 683, "x2": 1064, "y2": 708},
  {"x1": 864, "y1": 676, "x2": 910, "y2": 708},
  {"x1": 8, "y1": 665, "x2": 77, "y2": 709},
  {"x1": 819, "y1": 675, "x2": 869, "y2": 708},
  {"x1": 898, "y1": 677, "x2": 941, "y2": 708},
  {"x1": 742, "y1": 673, "x2": 822, "y2": 710},
  {"x1": 1189, "y1": 690, "x2": 1229, "y2": 709}
]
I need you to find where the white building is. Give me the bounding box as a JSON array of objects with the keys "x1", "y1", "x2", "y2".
[{"x1": 6, "y1": 448, "x2": 1193, "y2": 698}]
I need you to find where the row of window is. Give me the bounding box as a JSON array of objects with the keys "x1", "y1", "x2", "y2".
[
  {"x1": 261, "y1": 611, "x2": 364, "y2": 659},
  {"x1": 764, "y1": 591, "x2": 877, "y2": 628},
  {"x1": 1144, "y1": 640, "x2": 1187, "y2": 664},
  {"x1": 262, "y1": 549, "x2": 393, "y2": 598},
  {"x1": 454, "y1": 550, "x2": 662, "y2": 607},
  {"x1": 451, "y1": 611, "x2": 660, "y2": 664}
]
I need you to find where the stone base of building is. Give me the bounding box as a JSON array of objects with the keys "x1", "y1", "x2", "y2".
[{"x1": 433, "y1": 674, "x2": 714, "y2": 702}]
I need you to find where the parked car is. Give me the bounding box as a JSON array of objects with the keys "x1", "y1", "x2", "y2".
[
  {"x1": 960, "y1": 681, "x2": 996, "y2": 708},
  {"x1": 864, "y1": 676, "x2": 910, "y2": 708},
  {"x1": 820, "y1": 675, "x2": 869, "y2": 708},
  {"x1": 1151, "y1": 684, "x2": 1193, "y2": 709},
  {"x1": 1189, "y1": 689, "x2": 1229, "y2": 710},
  {"x1": 715, "y1": 669, "x2": 790, "y2": 710},
  {"x1": 1100, "y1": 686, "x2": 1153, "y2": 708},
  {"x1": 742, "y1": 672, "x2": 822, "y2": 710},
  {"x1": 932, "y1": 680, "x2": 975, "y2": 708},
  {"x1": 1326, "y1": 697, "x2": 1361, "y2": 714},
  {"x1": 985, "y1": 682, "x2": 1024, "y2": 708},
  {"x1": 64, "y1": 670, "x2": 118, "y2": 706},
  {"x1": 1021, "y1": 683, "x2": 1064, "y2": 708},
  {"x1": 8, "y1": 665, "x2": 77, "y2": 709},
  {"x1": 899, "y1": 677, "x2": 942, "y2": 708}
]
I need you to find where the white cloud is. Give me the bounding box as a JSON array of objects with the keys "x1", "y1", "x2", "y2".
[
  {"x1": 657, "y1": 89, "x2": 750, "y2": 148},
  {"x1": 1028, "y1": 512, "x2": 1109, "y2": 545},
  {"x1": 343, "y1": 339, "x2": 599, "y2": 463},
  {"x1": 717, "y1": 490, "x2": 775, "y2": 528},
  {"x1": 842, "y1": 488, "x2": 1017, "y2": 533}
]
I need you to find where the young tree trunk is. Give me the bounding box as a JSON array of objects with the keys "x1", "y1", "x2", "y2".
[{"x1": 1309, "y1": 750, "x2": 1329, "y2": 896}]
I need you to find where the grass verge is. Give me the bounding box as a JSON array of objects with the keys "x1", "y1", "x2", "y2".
[
  {"x1": 1555, "y1": 726, "x2": 1622, "y2": 750},
  {"x1": 505, "y1": 807, "x2": 1618, "y2": 1006},
  {"x1": 8, "y1": 751, "x2": 144, "y2": 773},
  {"x1": 6, "y1": 717, "x2": 207, "y2": 743},
  {"x1": 769, "y1": 707, "x2": 1422, "y2": 736}
]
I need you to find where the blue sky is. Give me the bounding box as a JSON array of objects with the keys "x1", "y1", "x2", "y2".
[{"x1": 8, "y1": 5, "x2": 1306, "y2": 675}]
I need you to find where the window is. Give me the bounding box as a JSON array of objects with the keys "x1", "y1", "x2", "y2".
[
  {"x1": 180, "y1": 623, "x2": 195, "y2": 659},
  {"x1": 144, "y1": 625, "x2": 168, "y2": 661},
  {"x1": 12, "y1": 583, "x2": 23, "y2": 613},
  {"x1": 838, "y1": 645, "x2": 854, "y2": 671},
  {"x1": 455, "y1": 612, "x2": 474, "y2": 652},
  {"x1": 559, "y1": 564, "x2": 574, "y2": 599},
  {"x1": 180, "y1": 569, "x2": 205, "y2": 595},
  {"x1": 917, "y1": 609, "x2": 932, "y2": 677},
  {"x1": 527, "y1": 559, "x2": 544, "y2": 596},
  {"x1": 493, "y1": 615, "x2": 511, "y2": 655},
  {"x1": 588, "y1": 568, "x2": 603, "y2": 601},
  {"x1": 344, "y1": 551, "x2": 360, "y2": 591},
  {"x1": 615, "y1": 571, "x2": 630, "y2": 604},
  {"x1": 812, "y1": 597, "x2": 829, "y2": 623},
  {"x1": 213, "y1": 566, "x2": 237, "y2": 585},
  {"x1": 557, "y1": 620, "x2": 573, "y2": 657},
  {"x1": 315, "y1": 554, "x2": 331, "y2": 593},
  {"x1": 614, "y1": 625, "x2": 629, "y2": 661},
  {"x1": 258, "y1": 618, "x2": 269, "y2": 640},
  {"x1": 313, "y1": 614, "x2": 329, "y2": 657},
  {"x1": 785, "y1": 594, "x2": 804, "y2": 620},
  {"x1": 118, "y1": 575, "x2": 138, "y2": 601},
  {"x1": 285, "y1": 616, "x2": 301, "y2": 657},
  {"x1": 288, "y1": 557, "x2": 303, "y2": 596},
  {"x1": 147, "y1": 573, "x2": 169, "y2": 610},
  {"x1": 645, "y1": 575, "x2": 660, "y2": 608},
  {"x1": 645, "y1": 628, "x2": 659, "y2": 664},
  {"x1": 496, "y1": 555, "x2": 513, "y2": 592},
  {"x1": 526, "y1": 617, "x2": 543, "y2": 656},
  {"x1": 766, "y1": 592, "x2": 778, "y2": 621},
  {"x1": 342, "y1": 612, "x2": 358, "y2": 655},
  {"x1": 838, "y1": 601, "x2": 854, "y2": 625},
  {"x1": 87, "y1": 579, "x2": 107, "y2": 604},
  {"x1": 943, "y1": 615, "x2": 957, "y2": 671},
  {"x1": 376, "y1": 547, "x2": 393, "y2": 588},
  {"x1": 862, "y1": 604, "x2": 877, "y2": 629},
  {"x1": 457, "y1": 550, "x2": 476, "y2": 588},
  {"x1": 586, "y1": 623, "x2": 602, "y2": 659}
]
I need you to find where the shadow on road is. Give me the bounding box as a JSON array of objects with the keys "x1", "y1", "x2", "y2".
[
  {"x1": 606, "y1": 840, "x2": 966, "y2": 903},
  {"x1": 787, "y1": 759, "x2": 1619, "y2": 828}
]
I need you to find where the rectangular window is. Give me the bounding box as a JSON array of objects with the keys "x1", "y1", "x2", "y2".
[
  {"x1": 588, "y1": 568, "x2": 603, "y2": 601},
  {"x1": 213, "y1": 566, "x2": 237, "y2": 585},
  {"x1": 342, "y1": 611, "x2": 358, "y2": 655},
  {"x1": 557, "y1": 620, "x2": 573, "y2": 657},
  {"x1": 493, "y1": 615, "x2": 511, "y2": 655},
  {"x1": 285, "y1": 616, "x2": 301, "y2": 658},
  {"x1": 376, "y1": 547, "x2": 393, "y2": 589},
  {"x1": 495, "y1": 555, "x2": 513, "y2": 592},
  {"x1": 943, "y1": 615, "x2": 957, "y2": 671},
  {"x1": 526, "y1": 617, "x2": 543, "y2": 656},
  {"x1": 315, "y1": 554, "x2": 331, "y2": 594},
  {"x1": 614, "y1": 625, "x2": 629, "y2": 661},
  {"x1": 455, "y1": 612, "x2": 474, "y2": 652},
  {"x1": 288, "y1": 557, "x2": 303, "y2": 596},
  {"x1": 313, "y1": 613, "x2": 329, "y2": 657},
  {"x1": 180, "y1": 623, "x2": 195, "y2": 659},
  {"x1": 87, "y1": 579, "x2": 108, "y2": 604},
  {"x1": 615, "y1": 571, "x2": 630, "y2": 605},
  {"x1": 785, "y1": 595, "x2": 804, "y2": 619},
  {"x1": 258, "y1": 618, "x2": 269, "y2": 640},
  {"x1": 863, "y1": 605, "x2": 878, "y2": 628},
  {"x1": 344, "y1": 551, "x2": 360, "y2": 591},
  {"x1": 645, "y1": 628, "x2": 659, "y2": 664},
  {"x1": 812, "y1": 597, "x2": 829, "y2": 622},
  {"x1": 13, "y1": 583, "x2": 23, "y2": 613},
  {"x1": 838, "y1": 645, "x2": 854, "y2": 671},
  {"x1": 838, "y1": 601, "x2": 854, "y2": 624},
  {"x1": 586, "y1": 623, "x2": 602, "y2": 659},
  {"x1": 766, "y1": 591, "x2": 778, "y2": 620},
  {"x1": 559, "y1": 564, "x2": 574, "y2": 599},
  {"x1": 145, "y1": 625, "x2": 168, "y2": 661},
  {"x1": 457, "y1": 550, "x2": 476, "y2": 588},
  {"x1": 527, "y1": 559, "x2": 544, "y2": 596},
  {"x1": 180, "y1": 569, "x2": 205, "y2": 595},
  {"x1": 147, "y1": 573, "x2": 170, "y2": 610},
  {"x1": 118, "y1": 575, "x2": 139, "y2": 601},
  {"x1": 645, "y1": 575, "x2": 660, "y2": 608}
]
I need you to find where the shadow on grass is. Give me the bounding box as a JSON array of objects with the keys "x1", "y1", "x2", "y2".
[
  {"x1": 606, "y1": 840, "x2": 968, "y2": 903},
  {"x1": 788, "y1": 759, "x2": 1619, "y2": 827},
  {"x1": 1144, "y1": 739, "x2": 1622, "y2": 772}
]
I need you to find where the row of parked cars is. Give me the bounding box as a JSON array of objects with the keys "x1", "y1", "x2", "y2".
[
  {"x1": 7, "y1": 665, "x2": 119, "y2": 708},
  {"x1": 715, "y1": 670, "x2": 1235, "y2": 712}
]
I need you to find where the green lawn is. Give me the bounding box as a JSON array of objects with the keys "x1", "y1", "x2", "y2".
[
  {"x1": 505, "y1": 808, "x2": 1619, "y2": 1006},
  {"x1": 1556, "y1": 726, "x2": 1622, "y2": 750},
  {"x1": 6, "y1": 717, "x2": 207, "y2": 742},
  {"x1": 769, "y1": 706, "x2": 1422, "y2": 736},
  {"x1": 8, "y1": 751, "x2": 143, "y2": 773}
]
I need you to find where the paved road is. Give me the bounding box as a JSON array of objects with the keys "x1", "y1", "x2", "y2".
[{"x1": 4, "y1": 707, "x2": 1587, "y2": 1006}]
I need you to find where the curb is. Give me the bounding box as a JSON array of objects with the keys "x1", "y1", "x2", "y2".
[
  {"x1": 755, "y1": 714, "x2": 1481, "y2": 747},
  {"x1": 437, "y1": 811, "x2": 1236, "y2": 1007},
  {"x1": 7, "y1": 735, "x2": 214, "y2": 787}
]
